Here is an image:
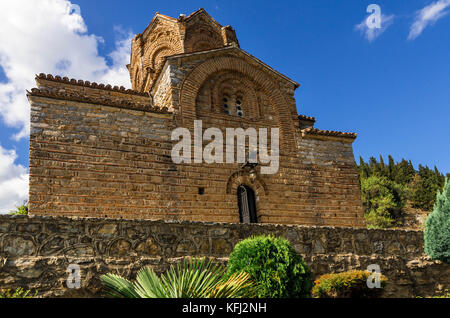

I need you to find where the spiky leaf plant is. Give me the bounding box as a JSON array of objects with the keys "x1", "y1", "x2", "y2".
[{"x1": 101, "y1": 258, "x2": 256, "y2": 298}]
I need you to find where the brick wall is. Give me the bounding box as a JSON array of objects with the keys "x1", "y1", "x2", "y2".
[
  {"x1": 0, "y1": 215, "x2": 448, "y2": 298},
  {"x1": 28, "y1": 69, "x2": 364, "y2": 226}
]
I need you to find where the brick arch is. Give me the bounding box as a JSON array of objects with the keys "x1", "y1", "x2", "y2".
[
  {"x1": 150, "y1": 46, "x2": 175, "y2": 72},
  {"x1": 226, "y1": 170, "x2": 267, "y2": 223},
  {"x1": 209, "y1": 71, "x2": 260, "y2": 119},
  {"x1": 184, "y1": 24, "x2": 223, "y2": 53},
  {"x1": 226, "y1": 170, "x2": 268, "y2": 196},
  {"x1": 179, "y1": 56, "x2": 296, "y2": 152}
]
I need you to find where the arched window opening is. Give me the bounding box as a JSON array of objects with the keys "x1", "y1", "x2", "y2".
[
  {"x1": 237, "y1": 185, "x2": 257, "y2": 224},
  {"x1": 222, "y1": 94, "x2": 231, "y2": 115},
  {"x1": 221, "y1": 93, "x2": 244, "y2": 117}
]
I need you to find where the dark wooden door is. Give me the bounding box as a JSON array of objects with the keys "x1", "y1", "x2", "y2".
[{"x1": 237, "y1": 185, "x2": 257, "y2": 223}]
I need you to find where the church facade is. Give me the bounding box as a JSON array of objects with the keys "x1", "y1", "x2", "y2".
[{"x1": 27, "y1": 9, "x2": 365, "y2": 227}]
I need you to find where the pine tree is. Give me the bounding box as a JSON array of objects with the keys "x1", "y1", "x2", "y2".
[{"x1": 424, "y1": 179, "x2": 450, "y2": 263}]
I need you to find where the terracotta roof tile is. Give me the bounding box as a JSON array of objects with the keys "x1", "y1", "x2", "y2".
[
  {"x1": 301, "y1": 127, "x2": 357, "y2": 139},
  {"x1": 298, "y1": 115, "x2": 316, "y2": 122},
  {"x1": 35, "y1": 73, "x2": 147, "y2": 96}
]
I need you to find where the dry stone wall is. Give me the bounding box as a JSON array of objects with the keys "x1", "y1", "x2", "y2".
[{"x1": 0, "y1": 215, "x2": 448, "y2": 298}]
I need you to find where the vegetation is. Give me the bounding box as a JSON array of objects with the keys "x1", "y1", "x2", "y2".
[
  {"x1": 360, "y1": 175, "x2": 407, "y2": 228},
  {"x1": 101, "y1": 258, "x2": 256, "y2": 298},
  {"x1": 358, "y1": 156, "x2": 447, "y2": 228},
  {"x1": 0, "y1": 287, "x2": 37, "y2": 298},
  {"x1": 424, "y1": 179, "x2": 450, "y2": 263},
  {"x1": 312, "y1": 270, "x2": 387, "y2": 298},
  {"x1": 227, "y1": 235, "x2": 313, "y2": 298},
  {"x1": 428, "y1": 292, "x2": 450, "y2": 298},
  {"x1": 9, "y1": 203, "x2": 28, "y2": 216}
]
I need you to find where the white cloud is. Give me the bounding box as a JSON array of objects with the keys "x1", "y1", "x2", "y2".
[
  {"x1": 0, "y1": 0, "x2": 133, "y2": 212},
  {"x1": 355, "y1": 14, "x2": 395, "y2": 42},
  {"x1": 0, "y1": 145, "x2": 28, "y2": 214},
  {"x1": 408, "y1": 0, "x2": 450, "y2": 40},
  {"x1": 0, "y1": 0, "x2": 133, "y2": 141}
]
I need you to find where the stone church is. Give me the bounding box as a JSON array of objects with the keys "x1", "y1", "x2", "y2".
[{"x1": 27, "y1": 9, "x2": 365, "y2": 227}]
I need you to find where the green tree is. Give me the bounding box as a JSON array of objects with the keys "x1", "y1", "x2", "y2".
[
  {"x1": 359, "y1": 156, "x2": 370, "y2": 179},
  {"x1": 379, "y1": 155, "x2": 387, "y2": 177},
  {"x1": 360, "y1": 176, "x2": 407, "y2": 228},
  {"x1": 412, "y1": 165, "x2": 444, "y2": 211},
  {"x1": 388, "y1": 155, "x2": 396, "y2": 180},
  {"x1": 424, "y1": 179, "x2": 450, "y2": 263}
]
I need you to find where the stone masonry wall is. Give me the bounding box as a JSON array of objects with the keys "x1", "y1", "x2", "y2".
[
  {"x1": 0, "y1": 215, "x2": 448, "y2": 298},
  {"x1": 28, "y1": 74, "x2": 364, "y2": 227}
]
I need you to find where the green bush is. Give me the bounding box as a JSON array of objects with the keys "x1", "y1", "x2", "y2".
[
  {"x1": 227, "y1": 235, "x2": 313, "y2": 298},
  {"x1": 360, "y1": 176, "x2": 408, "y2": 228},
  {"x1": 312, "y1": 270, "x2": 387, "y2": 298},
  {"x1": 424, "y1": 179, "x2": 450, "y2": 263},
  {"x1": 9, "y1": 203, "x2": 28, "y2": 216},
  {"x1": 0, "y1": 287, "x2": 37, "y2": 298}
]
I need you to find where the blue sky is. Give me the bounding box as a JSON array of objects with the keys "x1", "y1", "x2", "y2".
[{"x1": 0, "y1": 0, "x2": 449, "y2": 211}]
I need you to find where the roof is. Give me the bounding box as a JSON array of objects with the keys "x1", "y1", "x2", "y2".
[
  {"x1": 35, "y1": 73, "x2": 147, "y2": 96},
  {"x1": 298, "y1": 115, "x2": 316, "y2": 122},
  {"x1": 141, "y1": 8, "x2": 223, "y2": 40},
  {"x1": 161, "y1": 45, "x2": 300, "y2": 89},
  {"x1": 27, "y1": 87, "x2": 171, "y2": 114},
  {"x1": 301, "y1": 127, "x2": 357, "y2": 140}
]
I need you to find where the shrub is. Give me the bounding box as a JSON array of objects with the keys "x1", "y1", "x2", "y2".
[
  {"x1": 312, "y1": 270, "x2": 387, "y2": 298},
  {"x1": 101, "y1": 258, "x2": 256, "y2": 298},
  {"x1": 424, "y1": 179, "x2": 450, "y2": 263},
  {"x1": 227, "y1": 235, "x2": 313, "y2": 298},
  {"x1": 9, "y1": 203, "x2": 28, "y2": 216},
  {"x1": 0, "y1": 287, "x2": 37, "y2": 298},
  {"x1": 360, "y1": 176, "x2": 408, "y2": 228}
]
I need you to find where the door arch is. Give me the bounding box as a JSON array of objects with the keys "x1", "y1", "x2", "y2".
[{"x1": 237, "y1": 185, "x2": 258, "y2": 223}]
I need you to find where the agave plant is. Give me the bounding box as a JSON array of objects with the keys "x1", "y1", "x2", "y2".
[{"x1": 101, "y1": 258, "x2": 256, "y2": 298}]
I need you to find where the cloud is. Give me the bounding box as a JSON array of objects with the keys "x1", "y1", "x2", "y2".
[
  {"x1": 355, "y1": 13, "x2": 395, "y2": 42},
  {"x1": 0, "y1": 0, "x2": 133, "y2": 212},
  {"x1": 0, "y1": 145, "x2": 28, "y2": 214},
  {"x1": 408, "y1": 0, "x2": 450, "y2": 40},
  {"x1": 0, "y1": 0, "x2": 133, "y2": 141}
]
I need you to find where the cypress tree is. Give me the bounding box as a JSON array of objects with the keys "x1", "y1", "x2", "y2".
[
  {"x1": 369, "y1": 157, "x2": 379, "y2": 175},
  {"x1": 388, "y1": 155, "x2": 396, "y2": 180},
  {"x1": 379, "y1": 155, "x2": 387, "y2": 177},
  {"x1": 424, "y1": 179, "x2": 450, "y2": 263}
]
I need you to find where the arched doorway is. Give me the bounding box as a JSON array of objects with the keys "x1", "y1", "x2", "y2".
[{"x1": 237, "y1": 185, "x2": 258, "y2": 223}]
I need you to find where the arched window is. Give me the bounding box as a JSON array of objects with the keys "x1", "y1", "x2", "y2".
[
  {"x1": 221, "y1": 93, "x2": 244, "y2": 117},
  {"x1": 237, "y1": 185, "x2": 257, "y2": 223}
]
